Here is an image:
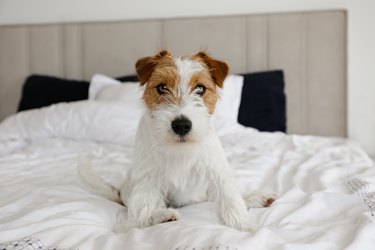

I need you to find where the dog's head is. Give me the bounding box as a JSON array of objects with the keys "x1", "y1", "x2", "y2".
[{"x1": 135, "y1": 50, "x2": 228, "y2": 145}]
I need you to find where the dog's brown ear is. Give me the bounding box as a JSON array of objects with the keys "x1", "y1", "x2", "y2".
[
  {"x1": 135, "y1": 50, "x2": 171, "y2": 86},
  {"x1": 194, "y1": 51, "x2": 229, "y2": 88}
]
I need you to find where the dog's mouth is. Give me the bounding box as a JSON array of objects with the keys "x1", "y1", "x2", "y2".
[
  {"x1": 178, "y1": 136, "x2": 187, "y2": 143},
  {"x1": 168, "y1": 134, "x2": 194, "y2": 144}
]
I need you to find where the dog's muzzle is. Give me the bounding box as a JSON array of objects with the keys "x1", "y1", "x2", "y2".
[{"x1": 171, "y1": 117, "x2": 192, "y2": 136}]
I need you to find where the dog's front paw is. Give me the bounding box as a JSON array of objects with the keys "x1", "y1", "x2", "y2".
[
  {"x1": 220, "y1": 210, "x2": 257, "y2": 232},
  {"x1": 114, "y1": 220, "x2": 140, "y2": 233},
  {"x1": 243, "y1": 190, "x2": 276, "y2": 208},
  {"x1": 113, "y1": 208, "x2": 180, "y2": 233},
  {"x1": 151, "y1": 208, "x2": 180, "y2": 225},
  {"x1": 114, "y1": 215, "x2": 155, "y2": 233}
]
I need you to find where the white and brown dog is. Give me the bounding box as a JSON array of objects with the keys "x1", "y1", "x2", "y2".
[{"x1": 78, "y1": 50, "x2": 275, "y2": 232}]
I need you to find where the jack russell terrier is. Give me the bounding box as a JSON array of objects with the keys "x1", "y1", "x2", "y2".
[{"x1": 78, "y1": 50, "x2": 275, "y2": 232}]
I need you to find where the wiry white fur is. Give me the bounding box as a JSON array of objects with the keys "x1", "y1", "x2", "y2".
[
  {"x1": 77, "y1": 157, "x2": 121, "y2": 204},
  {"x1": 173, "y1": 58, "x2": 204, "y2": 96},
  {"x1": 78, "y1": 57, "x2": 275, "y2": 232}
]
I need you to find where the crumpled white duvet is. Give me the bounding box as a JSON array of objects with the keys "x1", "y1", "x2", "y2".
[{"x1": 0, "y1": 101, "x2": 374, "y2": 250}]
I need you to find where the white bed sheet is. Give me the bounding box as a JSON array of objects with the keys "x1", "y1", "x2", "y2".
[{"x1": 0, "y1": 101, "x2": 374, "y2": 250}]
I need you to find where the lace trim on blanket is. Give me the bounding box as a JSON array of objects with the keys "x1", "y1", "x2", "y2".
[
  {"x1": 333, "y1": 153, "x2": 375, "y2": 217},
  {"x1": 174, "y1": 244, "x2": 238, "y2": 250},
  {"x1": 0, "y1": 237, "x2": 68, "y2": 250}
]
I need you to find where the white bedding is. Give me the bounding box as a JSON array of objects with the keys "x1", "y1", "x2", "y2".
[{"x1": 0, "y1": 101, "x2": 374, "y2": 250}]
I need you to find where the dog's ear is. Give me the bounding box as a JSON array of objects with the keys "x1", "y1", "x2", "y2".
[
  {"x1": 194, "y1": 51, "x2": 229, "y2": 88},
  {"x1": 135, "y1": 50, "x2": 171, "y2": 86}
]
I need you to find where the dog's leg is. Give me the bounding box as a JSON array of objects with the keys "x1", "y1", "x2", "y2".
[
  {"x1": 208, "y1": 173, "x2": 257, "y2": 232},
  {"x1": 115, "y1": 183, "x2": 180, "y2": 233},
  {"x1": 242, "y1": 190, "x2": 276, "y2": 209},
  {"x1": 150, "y1": 207, "x2": 181, "y2": 224}
]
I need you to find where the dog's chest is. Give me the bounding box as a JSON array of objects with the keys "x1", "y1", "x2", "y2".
[
  {"x1": 156, "y1": 155, "x2": 210, "y2": 207},
  {"x1": 165, "y1": 169, "x2": 209, "y2": 207}
]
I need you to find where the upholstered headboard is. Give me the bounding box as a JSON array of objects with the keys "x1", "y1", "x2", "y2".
[{"x1": 0, "y1": 10, "x2": 346, "y2": 137}]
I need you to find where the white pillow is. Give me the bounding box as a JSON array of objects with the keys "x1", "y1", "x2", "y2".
[
  {"x1": 89, "y1": 74, "x2": 143, "y2": 101},
  {"x1": 89, "y1": 73, "x2": 244, "y2": 122},
  {"x1": 89, "y1": 74, "x2": 145, "y2": 121},
  {"x1": 214, "y1": 74, "x2": 244, "y2": 122}
]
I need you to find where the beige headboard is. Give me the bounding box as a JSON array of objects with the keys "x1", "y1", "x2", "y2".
[{"x1": 0, "y1": 10, "x2": 346, "y2": 137}]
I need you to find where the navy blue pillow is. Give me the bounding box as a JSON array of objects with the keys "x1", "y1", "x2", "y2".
[
  {"x1": 238, "y1": 71, "x2": 286, "y2": 132},
  {"x1": 17, "y1": 75, "x2": 138, "y2": 111},
  {"x1": 18, "y1": 75, "x2": 89, "y2": 111}
]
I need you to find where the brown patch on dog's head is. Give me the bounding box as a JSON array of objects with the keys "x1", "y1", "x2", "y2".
[
  {"x1": 189, "y1": 51, "x2": 229, "y2": 114},
  {"x1": 192, "y1": 51, "x2": 229, "y2": 88},
  {"x1": 188, "y1": 69, "x2": 218, "y2": 114},
  {"x1": 136, "y1": 50, "x2": 179, "y2": 111},
  {"x1": 135, "y1": 50, "x2": 172, "y2": 85}
]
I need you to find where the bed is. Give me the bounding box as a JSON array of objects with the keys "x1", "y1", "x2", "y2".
[{"x1": 1, "y1": 10, "x2": 375, "y2": 250}]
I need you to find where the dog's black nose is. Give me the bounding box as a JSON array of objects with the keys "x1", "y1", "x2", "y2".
[{"x1": 171, "y1": 117, "x2": 192, "y2": 136}]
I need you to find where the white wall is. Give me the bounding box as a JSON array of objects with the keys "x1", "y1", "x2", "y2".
[
  {"x1": 0, "y1": 0, "x2": 347, "y2": 25},
  {"x1": 0, "y1": 0, "x2": 374, "y2": 156},
  {"x1": 347, "y1": 0, "x2": 375, "y2": 156}
]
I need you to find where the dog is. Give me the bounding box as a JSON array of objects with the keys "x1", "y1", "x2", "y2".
[{"x1": 78, "y1": 50, "x2": 275, "y2": 232}]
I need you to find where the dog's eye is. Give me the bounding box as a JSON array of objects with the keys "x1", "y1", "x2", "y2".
[
  {"x1": 195, "y1": 84, "x2": 206, "y2": 96},
  {"x1": 157, "y1": 83, "x2": 168, "y2": 94}
]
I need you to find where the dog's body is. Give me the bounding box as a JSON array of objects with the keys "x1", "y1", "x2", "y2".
[{"x1": 78, "y1": 51, "x2": 274, "y2": 232}]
